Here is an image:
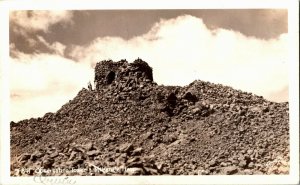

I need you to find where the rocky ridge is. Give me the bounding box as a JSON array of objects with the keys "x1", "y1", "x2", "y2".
[{"x1": 10, "y1": 59, "x2": 289, "y2": 176}]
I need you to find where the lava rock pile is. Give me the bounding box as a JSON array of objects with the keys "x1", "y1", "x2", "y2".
[{"x1": 10, "y1": 59, "x2": 289, "y2": 176}]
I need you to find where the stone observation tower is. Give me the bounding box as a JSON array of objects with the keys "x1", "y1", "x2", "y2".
[{"x1": 94, "y1": 58, "x2": 153, "y2": 91}]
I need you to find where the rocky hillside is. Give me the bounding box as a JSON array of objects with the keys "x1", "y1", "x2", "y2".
[{"x1": 10, "y1": 59, "x2": 289, "y2": 176}]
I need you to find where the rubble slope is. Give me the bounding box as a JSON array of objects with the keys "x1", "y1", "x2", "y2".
[{"x1": 10, "y1": 59, "x2": 289, "y2": 176}]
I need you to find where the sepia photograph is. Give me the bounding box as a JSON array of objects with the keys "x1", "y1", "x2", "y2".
[{"x1": 1, "y1": 0, "x2": 299, "y2": 184}]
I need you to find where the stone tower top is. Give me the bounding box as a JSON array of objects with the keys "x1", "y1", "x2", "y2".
[{"x1": 94, "y1": 58, "x2": 153, "y2": 90}]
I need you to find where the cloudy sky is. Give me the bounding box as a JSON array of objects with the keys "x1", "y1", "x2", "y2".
[{"x1": 9, "y1": 9, "x2": 288, "y2": 122}]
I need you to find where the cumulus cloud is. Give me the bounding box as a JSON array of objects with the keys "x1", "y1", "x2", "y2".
[
  {"x1": 69, "y1": 15, "x2": 288, "y2": 102},
  {"x1": 10, "y1": 10, "x2": 73, "y2": 34},
  {"x1": 10, "y1": 52, "x2": 93, "y2": 122}
]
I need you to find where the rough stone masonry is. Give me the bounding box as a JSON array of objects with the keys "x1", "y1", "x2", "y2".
[{"x1": 10, "y1": 58, "x2": 289, "y2": 176}]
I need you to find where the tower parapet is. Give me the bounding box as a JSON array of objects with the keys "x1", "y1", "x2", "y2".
[{"x1": 94, "y1": 58, "x2": 153, "y2": 90}]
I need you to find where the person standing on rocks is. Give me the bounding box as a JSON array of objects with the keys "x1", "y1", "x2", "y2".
[{"x1": 88, "y1": 81, "x2": 92, "y2": 91}]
